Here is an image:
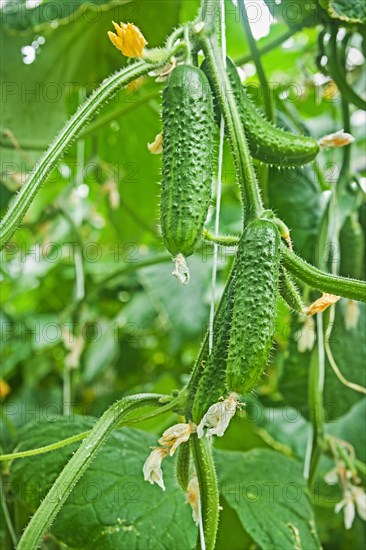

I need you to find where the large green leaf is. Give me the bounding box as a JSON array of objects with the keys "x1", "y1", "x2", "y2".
[
  {"x1": 268, "y1": 164, "x2": 321, "y2": 264},
  {"x1": 0, "y1": 0, "x2": 180, "y2": 168},
  {"x1": 10, "y1": 418, "x2": 196, "y2": 549},
  {"x1": 215, "y1": 448, "x2": 321, "y2": 550},
  {"x1": 325, "y1": 0, "x2": 366, "y2": 24},
  {"x1": 278, "y1": 302, "x2": 366, "y2": 421}
]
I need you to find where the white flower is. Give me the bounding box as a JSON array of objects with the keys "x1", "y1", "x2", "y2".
[
  {"x1": 335, "y1": 486, "x2": 366, "y2": 529},
  {"x1": 143, "y1": 447, "x2": 168, "y2": 491},
  {"x1": 318, "y1": 129, "x2": 355, "y2": 148},
  {"x1": 197, "y1": 393, "x2": 239, "y2": 439},
  {"x1": 158, "y1": 423, "x2": 195, "y2": 456},
  {"x1": 345, "y1": 300, "x2": 360, "y2": 331},
  {"x1": 186, "y1": 474, "x2": 201, "y2": 525},
  {"x1": 324, "y1": 466, "x2": 339, "y2": 485},
  {"x1": 296, "y1": 316, "x2": 316, "y2": 353},
  {"x1": 335, "y1": 490, "x2": 356, "y2": 529},
  {"x1": 352, "y1": 486, "x2": 366, "y2": 521}
]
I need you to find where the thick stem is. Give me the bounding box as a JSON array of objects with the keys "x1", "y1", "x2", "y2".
[
  {"x1": 308, "y1": 316, "x2": 325, "y2": 487},
  {"x1": 281, "y1": 243, "x2": 366, "y2": 302},
  {"x1": 16, "y1": 394, "x2": 174, "y2": 550},
  {"x1": 327, "y1": 29, "x2": 366, "y2": 111},
  {"x1": 201, "y1": 35, "x2": 263, "y2": 220}
]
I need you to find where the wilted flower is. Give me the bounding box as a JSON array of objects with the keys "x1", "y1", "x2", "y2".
[
  {"x1": 108, "y1": 22, "x2": 147, "y2": 58},
  {"x1": 148, "y1": 132, "x2": 163, "y2": 154},
  {"x1": 197, "y1": 393, "x2": 239, "y2": 438},
  {"x1": 143, "y1": 447, "x2": 168, "y2": 491},
  {"x1": 306, "y1": 293, "x2": 340, "y2": 316},
  {"x1": 318, "y1": 129, "x2": 355, "y2": 148},
  {"x1": 158, "y1": 422, "x2": 195, "y2": 456},
  {"x1": 335, "y1": 486, "x2": 366, "y2": 529},
  {"x1": 345, "y1": 300, "x2": 360, "y2": 331},
  {"x1": 172, "y1": 253, "x2": 190, "y2": 285},
  {"x1": 296, "y1": 315, "x2": 316, "y2": 353},
  {"x1": 186, "y1": 474, "x2": 201, "y2": 525}
]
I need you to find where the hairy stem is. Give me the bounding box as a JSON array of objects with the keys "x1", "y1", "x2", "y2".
[
  {"x1": 281, "y1": 244, "x2": 366, "y2": 302},
  {"x1": 16, "y1": 394, "x2": 175, "y2": 549}
]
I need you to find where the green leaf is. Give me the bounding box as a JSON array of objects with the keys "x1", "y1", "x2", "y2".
[
  {"x1": 10, "y1": 418, "x2": 196, "y2": 549},
  {"x1": 215, "y1": 448, "x2": 321, "y2": 550},
  {"x1": 325, "y1": 0, "x2": 366, "y2": 24},
  {"x1": 268, "y1": 164, "x2": 321, "y2": 264},
  {"x1": 0, "y1": 0, "x2": 180, "y2": 169},
  {"x1": 278, "y1": 302, "x2": 366, "y2": 421}
]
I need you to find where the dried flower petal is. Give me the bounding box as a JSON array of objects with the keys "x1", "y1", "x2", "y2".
[
  {"x1": 143, "y1": 447, "x2": 168, "y2": 490},
  {"x1": 158, "y1": 423, "x2": 195, "y2": 456},
  {"x1": 186, "y1": 474, "x2": 200, "y2": 525},
  {"x1": 318, "y1": 130, "x2": 355, "y2": 148},
  {"x1": 197, "y1": 394, "x2": 239, "y2": 439},
  {"x1": 108, "y1": 22, "x2": 147, "y2": 58},
  {"x1": 352, "y1": 486, "x2": 366, "y2": 521},
  {"x1": 345, "y1": 300, "x2": 360, "y2": 331},
  {"x1": 306, "y1": 293, "x2": 340, "y2": 316},
  {"x1": 148, "y1": 132, "x2": 163, "y2": 154},
  {"x1": 296, "y1": 315, "x2": 316, "y2": 353}
]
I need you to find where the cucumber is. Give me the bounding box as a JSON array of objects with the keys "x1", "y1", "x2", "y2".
[
  {"x1": 339, "y1": 213, "x2": 365, "y2": 281},
  {"x1": 226, "y1": 219, "x2": 281, "y2": 393},
  {"x1": 201, "y1": 56, "x2": 319, "y2": 167},
  {"x1": 191, "y1": 272, "x2": 236, "y2": 422},
  {"x1": 161, "y1": 65, "x2": 214, "y2": 262}
]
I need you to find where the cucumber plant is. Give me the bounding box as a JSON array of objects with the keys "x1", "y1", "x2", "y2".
[{"x1": 1, "y1": 1, "x2": 366, "y2": 550}]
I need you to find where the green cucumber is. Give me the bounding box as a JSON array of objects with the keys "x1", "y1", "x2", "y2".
[
  {"x1": 226, "y1": 219, "x2": 281, "y2": 393},
  {"x1": 339, "y1": 213, "x2": 365, "y2": 281},
  {"x1": 161, "y1": 64, "x2": 214, "y2": 263},
  {"x1": 191, "y1": 273, "x2": 236, "y2": 422},
  {"x1": 202, "y1": 56, "x2": 319, "y2": 167}
]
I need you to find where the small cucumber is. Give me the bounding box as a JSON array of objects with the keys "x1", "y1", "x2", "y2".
[
  {"x1": 191, "y1": 273, "x2": 236, "y2": 422},
  {"x1": 201, "y1": 56, "x2": 319, "y2": 167},
  {"x1": 161, "y1": 65, "x2": 214, "y2": 261},
  {"x1": 339, "y1": 213, "x2": 365, "y2": 280},
  {"x1": 226, "y1": 219, "x2": 281, "y2": 394}
]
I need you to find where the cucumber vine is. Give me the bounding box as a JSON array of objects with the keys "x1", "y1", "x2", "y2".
[{"x1": 2, "y1": 1, "x2": 366, "y2": 549}]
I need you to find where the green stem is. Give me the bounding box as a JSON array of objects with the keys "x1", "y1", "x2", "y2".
[
  {"x1": 1, "y1": 393, "x2": 181, "y2": 463},
  {"x1": 0, "y1": 477, "x2": 18, "y2": 547},
  {"x1": 241, "y1": 3, "x2": 274, "y2": 121},
  {"x1": 235, "y1": 25, "x2": 303, "y2": 66},
  {"x1": 201, "y1": 34, "x2": 263, "y2": 220},
  {"x1": 308, "y1": 316, "x2": 325, "y2": 487},
  {"x1": 281, "y1": 243, "x2": 366, "y2": 302},
  {"x1": 327, "y1": 29, "x2": 366, "y2": 111},
  {"x1": 16, "y1": 393, "x2": 174, "y2": 550},
  {"x1": 191, "y1": 435, "x2": 219, "y2": 550}
]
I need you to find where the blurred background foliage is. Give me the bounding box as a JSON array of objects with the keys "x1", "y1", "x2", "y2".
[{"x1": 0, "y1": 1, "x2": 365, "y2": 549}]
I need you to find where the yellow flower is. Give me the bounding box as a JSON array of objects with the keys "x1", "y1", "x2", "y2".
[
  {"x1": 108, "y1": 22, "x2": 147, "y2": 58},
  {"x1": 0, "y1": 379, "x2": 11, "y2": 400}
]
